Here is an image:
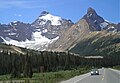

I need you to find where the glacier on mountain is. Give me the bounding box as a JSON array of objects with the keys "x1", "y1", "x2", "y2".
[
  {"x1": 1, "y1": 31, "x2": 59, "y2": 50},
  {"x1": 38, "y1": 13, "x2": 62, "y2": 26}
]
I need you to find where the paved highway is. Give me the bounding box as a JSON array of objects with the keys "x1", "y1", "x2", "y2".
[{"x1": 61, "y1": 68, "x2": 120, "y2": 83}]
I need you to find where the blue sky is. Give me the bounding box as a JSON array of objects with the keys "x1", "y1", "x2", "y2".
[{"x1": 0, "y1": 0, "x2": 119, "y2": 24}]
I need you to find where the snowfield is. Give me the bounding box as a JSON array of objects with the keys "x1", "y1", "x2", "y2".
[
  {"x1": 39, "y1": 13, "x2": 62, "y2": 26},
  {"x1": 1, "y1": 31, "x2": 59, "y2": 51}
]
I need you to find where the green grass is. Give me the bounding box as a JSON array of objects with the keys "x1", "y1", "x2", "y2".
[
  {"x1": 0, "y1": 67, "x2": 90, "y2": 83},
  {"x1": 113, "y1": 65, "x2": 120, "y2": 70},
  {"x1": 0, "y1": 74, "x2": 10, "y2": 80}
]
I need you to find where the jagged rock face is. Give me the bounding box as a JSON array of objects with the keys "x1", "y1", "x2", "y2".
[
  {"x1": 48, "y1": 19, "x2": 90, "y2": 51},
  {"x1": 0, "y1": 11, "x2": 73, "y2": 50},
  {"x1": 0, "y1": 21, "x2": 33, "y2": 41},
  {"x1": 116, "y1": 23, "x2": 120, "y2": 31},
  {"x1": 32, "y1": 11, "x2": 73, "y2": 39},
  {"x1": 40, "y1": 11, "x2": 50, "y2": 17},
  {"x1": 82, "y1": 7, "x2": 120, "y2": 32},
  {"x1": 0, "y1": 8, "x2": 119, "y2": 52},
  {"x1": 83, "y1": 7, "x2": 105, "y2": 31},
  {"x1": 0, "y1": 38, "x2": 3, "y2": 42},
  {"x1": 48, "y1": 7, "x2": 120, "y2": 53}
]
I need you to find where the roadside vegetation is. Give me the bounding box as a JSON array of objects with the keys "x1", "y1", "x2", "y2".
[
  {"x1": 0, "y1": 67, "x2": 90, "y2": 83},
  {"x1": 113, "y1": 65, "x2": 120, "y2": 70},
  {"x1": 0, "y1": 44, "x2": 120, "y2": 82}
]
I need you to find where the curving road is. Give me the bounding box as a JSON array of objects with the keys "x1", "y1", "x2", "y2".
[{"x1": 61, "y1": 68, "x2": 120, "y2": 83}]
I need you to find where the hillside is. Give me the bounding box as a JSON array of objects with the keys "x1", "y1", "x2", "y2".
[
  {"x1": 0, "y1": 43, "x2": 26, "y2": 54},
  {"x1": 48, "y1": 8, "x2": 120, "y2": 56},
  {"x1": 0, "y1": 11, "x2": 73, "y2": 51},
  {"x1": 0, "y1": 7, "x2": 119, "y2": 56},
  {"x1": 70, "y1": 31, "x2": 120, "y2": 56},
  {"x1": 0, "y1": 43, "x2": 45, "y2": 56}
]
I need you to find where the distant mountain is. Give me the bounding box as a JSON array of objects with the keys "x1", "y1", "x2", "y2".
[
  {"x1": 32, "y1": 11, "x2": 73, "y2": 39},
  {"x1": 83, "y1": 7, "x2": 105, "y2": 31},
  {"x1": 0, "y1": 8, "x2": 120, "y2": 56},
  {"x1": 48, "y1": 7, "x2": 120, "y2": 56},
  {"x1": 0, "y1": 21, "x2": 33, "y2": 41},
  {"x1": 82, "y1": 7, "x2": 119, "y2": 32},
  {"x1": 0, "y1": 11, "x2": 73, "y2": 50}
]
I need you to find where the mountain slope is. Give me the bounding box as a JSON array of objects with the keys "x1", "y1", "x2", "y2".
[
  {"x1": 48, "y1": 19, "x2": 90, "y2": 51},
  {"x1": 48, "y1": 7, "x2": 120, "y2": 56},
  {"x1": 0, "y1": 8, "x2": 119, "y2": 55},
  {"x1": 0, "y1": 43, "x2": 26, "y2": 54},
  {"x1": 32, "y1": 11, "x2": 73, "y2": 39},
  {"x1": 70, "y1": 31, "x2": 120, "y2": 56},
  {"x1": 0, "y1": 11, "x2": 73, "y2": 50}
]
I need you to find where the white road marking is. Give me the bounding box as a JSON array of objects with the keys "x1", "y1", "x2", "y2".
[
  {"x1": 101, "y1": 69, "x2": 106, "y2": 81},
  {"x1": 102, "y1": 77, "x2": 104, "y2": 80}
]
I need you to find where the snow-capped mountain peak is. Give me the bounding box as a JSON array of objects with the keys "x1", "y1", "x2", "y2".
[
  {"x1": 0, "y1": 11, "x2": 73, "y2": 51},
  {"x1": 40, "y1": 11, "x2": 50, "y2": 16},
  {"x1": 0, "y1": 8, "x2": 119, "y2": 52},
  {"x1": 38, "y1": 12, "x2": 62, "y2": 26},
  {"x1": 13, "y1": 21, "x2": 18, "y2": 23}
]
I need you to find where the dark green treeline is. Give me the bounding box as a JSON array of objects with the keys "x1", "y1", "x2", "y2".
[{"x1": 0, "y1": 51, "x2": 120, "y2": 78}]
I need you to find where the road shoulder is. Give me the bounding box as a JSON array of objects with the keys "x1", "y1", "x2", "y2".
[{"x1": 60, "y1": 72, "x2": 90, "y2": 83}]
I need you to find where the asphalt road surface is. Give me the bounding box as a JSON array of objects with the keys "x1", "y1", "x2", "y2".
[{"x1": 61, "y1": 68, "x2": 120, "y2": 83}]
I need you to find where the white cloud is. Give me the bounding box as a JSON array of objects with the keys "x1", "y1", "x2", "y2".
[
  {"x1": 14, "y1": 14, "x2": 22, "y2": 17},
  {"x1": 18, "y1": 14, "x2": 22, "y2": 17}
]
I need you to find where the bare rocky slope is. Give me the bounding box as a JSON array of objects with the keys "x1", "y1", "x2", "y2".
[
  {"x1": 0, "y1": 11, "x2": 73, "y2": 50},
  {"x1": 0, "y1": 7, "x2": 120, "y2": 56},
  {"x1": 48, "y1": 7, "x2": 120, "y2": 56}
]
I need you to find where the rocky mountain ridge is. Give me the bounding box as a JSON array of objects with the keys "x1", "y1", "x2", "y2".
[
  {"x1": 47, "y1": 7, "x2": 120, "y2": 56},
  {"x1": 0, "y1": 7, "x2": 119, "y2": 55},
  {"x1": 0, "y1": 11, "x2": 73, "y2": 50}
]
